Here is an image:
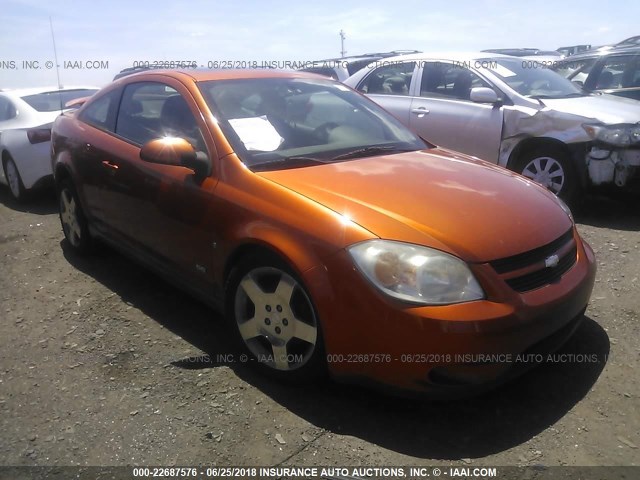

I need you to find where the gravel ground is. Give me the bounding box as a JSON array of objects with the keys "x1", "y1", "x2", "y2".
[{"x1": 0, "y1": 186, "x2": 638, "y2": 470}]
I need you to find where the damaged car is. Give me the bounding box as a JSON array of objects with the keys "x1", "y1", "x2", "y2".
[{"x1": 344, "y1": 52, "x2": 640, "y2": 204}]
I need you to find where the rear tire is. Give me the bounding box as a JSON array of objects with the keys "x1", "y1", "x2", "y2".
[
  {"x1": 57, "y1": 179, "x2": 93, "y2": 254},
  {"x1": 514, "y1": 146, "x2": 582, "y2": 208},
  {"x1": 3, "y1": 156, "x2": 26, "y2": 201}
]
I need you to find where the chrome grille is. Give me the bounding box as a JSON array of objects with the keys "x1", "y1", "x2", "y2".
[{"x1": 489, "y1": 229, "x2": 577, "y2": 293}]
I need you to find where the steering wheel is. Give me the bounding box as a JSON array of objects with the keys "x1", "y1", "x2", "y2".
[{"x1": 313, "y1": 122, "x2": 339, "y2": 143}]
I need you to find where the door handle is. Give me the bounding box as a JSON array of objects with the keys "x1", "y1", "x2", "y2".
[
  {"x1": 101, "y1": 160, "x2": 119, "y2": 170},
  {"x1": 411, "y1": 108, "x2": 430, "y2": 115}
]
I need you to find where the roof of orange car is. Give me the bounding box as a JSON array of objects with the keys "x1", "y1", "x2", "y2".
[{"x1": 117, "y1": 68, "x2": 322, "y2": 83}]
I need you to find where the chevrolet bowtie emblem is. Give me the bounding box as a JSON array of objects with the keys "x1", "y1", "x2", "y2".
[{"x1": 545, "y1": 254, "x2": 560, "y2": 268}]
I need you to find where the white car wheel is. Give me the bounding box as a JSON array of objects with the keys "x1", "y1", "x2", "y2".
[
  {"x1": 514, "y1": 147, "x2": 581, "y2": 208},
  {"x1": 4, "y1": 157, "x2": 25, "y2": 201},
  {"x1": 521, "y1": 156, "x2": 565, "y2": 194}
]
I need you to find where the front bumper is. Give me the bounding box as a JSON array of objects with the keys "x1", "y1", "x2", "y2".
[
  {"x1": 303, "y1": 232, "x2": 596, "y2": 396},
  {"x1": 586, "y1": 146, "x2": 640, "y2": 188}
]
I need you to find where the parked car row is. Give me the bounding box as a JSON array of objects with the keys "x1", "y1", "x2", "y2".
[
  {"x1": 343, "y1": 51, "x2": 640, "y2": 204},
  {"x1": 0, "y1": 86, "x2": 98, "y2": 200},
  {"x1": 47, "y1": 68, "x2": 596, "y2": 397}
]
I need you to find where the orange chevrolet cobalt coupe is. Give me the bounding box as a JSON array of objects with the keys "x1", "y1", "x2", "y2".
[{"x1": 51, "y1": 69, "x2": 596, "y2": 396}]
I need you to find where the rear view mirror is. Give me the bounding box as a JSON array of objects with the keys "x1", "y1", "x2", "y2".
[
  {"x1": 140, "y1": 137, "x2": 209, "y2": 177},
  {"x1": 470, "y1": 87, "x2": 499, "y2": 104}
]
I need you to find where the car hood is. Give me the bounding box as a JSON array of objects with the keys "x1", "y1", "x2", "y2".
[
  {"x1": 541, "y1": 94, "x2": 640, "y2": 124},
  {"x1": 258, "y1": 149, "x2": 573, "y2": 263}
]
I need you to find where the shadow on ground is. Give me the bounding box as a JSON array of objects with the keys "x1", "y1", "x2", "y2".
[
  {"x1": 62, "y1": 241, "x2": 609, "y2": 460},
  {"x1": 0, "y1": 186, "x2": 57, "y2": 215},
  {"x1": 575, "y1": 191, "x2": 640, "y2": 231}
]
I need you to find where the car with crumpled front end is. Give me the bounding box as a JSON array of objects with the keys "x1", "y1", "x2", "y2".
[{"x1": 344, "y1": 52, "x2": 640, "y2": 204}]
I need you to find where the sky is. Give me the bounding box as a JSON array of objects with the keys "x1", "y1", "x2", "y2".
[{"x1": 0, "y1": 0, "x2": 638, "y2": 89}]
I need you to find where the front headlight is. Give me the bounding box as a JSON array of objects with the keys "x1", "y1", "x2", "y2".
[
  {"x1": 583, "y1": 123, "x2": 640, "y2": 147},
  {"x1": 348, "y1": 240, "x2": 484, "y2": 305}
]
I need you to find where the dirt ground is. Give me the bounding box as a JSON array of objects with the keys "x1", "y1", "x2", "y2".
[{"x1": 0, "y1": 186, "x2": 638, "y2": 470}]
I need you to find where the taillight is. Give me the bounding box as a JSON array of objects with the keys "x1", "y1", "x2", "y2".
[{"x1": 27, "y1": 128, "x2": 51, "y2": 144}]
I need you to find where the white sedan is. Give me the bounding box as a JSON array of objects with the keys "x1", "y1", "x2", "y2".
[{"x1": 0, "y1": 86, "x2": 98, "y2": 200}]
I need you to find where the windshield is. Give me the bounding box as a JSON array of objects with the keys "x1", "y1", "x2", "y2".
[
  {"x1": 21, "y1": 89, "x2": 98, "y2": 112},
  {"x1": 198, "y1": 77, "x2": 426, "y2": 169},
  {"x1": 483, "y1": 57, "x2": 587, "y2": 99}
]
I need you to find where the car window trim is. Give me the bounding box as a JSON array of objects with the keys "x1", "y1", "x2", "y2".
[
  {"x1": 111, "y1": 79, "x2": 215, "y2": 168},
  {"x1": 78, "y1": 87, "x2": 122, "y2": 134},
  {"x1": 356, "y1": 61, "x2": 418, "y2": 97},
  {"x1": 414, "y1": 61, "x2": 510, "y2": 106}
]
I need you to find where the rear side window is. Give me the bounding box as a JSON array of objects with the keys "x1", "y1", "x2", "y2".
[
  {"x1": 79, "y1": 89, "x2": 120, "y2": 131},
  {"x1": 21, "y1": 89, "x2": 98, "y2": 112},
  {"x1": 0, "y1": 96, "x2": 17, "y2": 121},
  {"x1": 420, "y1": 63, "x2": 491, "y2": 100},
  {"x1": 357, "y1": 61, "x2": 416, "y2": 95}
]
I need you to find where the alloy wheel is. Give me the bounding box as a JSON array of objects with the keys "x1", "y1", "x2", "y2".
[
  {"x1": 234, "y1": 266, "x2": 318, "y2": 371},
  {"x1": 59, "y1": 187, "x2": 82, "y2": 247}
]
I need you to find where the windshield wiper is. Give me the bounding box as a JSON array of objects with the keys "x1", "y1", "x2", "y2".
[
  {"x1": 250, "y1": 156, "x2": 328, "y2": 170},
  {"x1": 331, "y1": 145, "x2": 415, "y2": 161},
  {"x1": 530, "y1": 92, "x2": 586, "y2": 99}
]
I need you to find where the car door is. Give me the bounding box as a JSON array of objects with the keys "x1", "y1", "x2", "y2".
[
  {"x1": 104, "y1": 79, "x2": 220, "y2": 289},
  {"x1": 355, "y1": 61, "x2": 417, "y2": 125},
  {"x1": 0, "y1": 95, "x2": 19, "y2": 185},
  {"x1": 408, "y1": 62, "x2": 503, "y2": 163},
  {"x1": 73, "y1": 88, "x2": 123, "y2": 225}
]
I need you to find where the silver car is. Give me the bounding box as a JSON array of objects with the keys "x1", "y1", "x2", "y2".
[
  {"x1": 0, "y1": 87, "x2": 98, "y2": 200},
  {"x1": 344, "y1": 52, "x2": 640, "y2": 204}
]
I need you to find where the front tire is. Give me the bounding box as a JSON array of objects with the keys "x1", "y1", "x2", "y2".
[
  {"x1": 57, "y1": 179, "x2": 93, "y2": 254},
  {"x1": 514, "y1": 147, "x2": 582, "y2": 207},
  {"x1": 3, "y1": 155, "x2": 26, "y2": 201},
  {"x1": 226, "y1": 254, "x2": 326, "y2": 382}
]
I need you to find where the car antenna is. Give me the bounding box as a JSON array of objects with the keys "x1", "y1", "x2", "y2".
[{"x1": 49, "y1": 16, "x2": 63, "y2": 112}]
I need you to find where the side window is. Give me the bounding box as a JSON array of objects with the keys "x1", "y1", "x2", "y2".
[
  {"x1": 115, "y1": 82, "x2": 206, "y2": 151},
  {"x1": 594, "y1": 55, "x2": 635, "y2": 89},
  {"x1": 357, "y1": 62, "x2": 416, "y2": 95},
  {"x1": 0, "y1": 96, "x2": 17, "y2": 122},
  {"x1": 79, "y1": 89, "x2": 119, "y2": 131},
  {"x1": 559, "y1": 58, "x2": 596, "y2": 86},
  {"x1": 420, "y1": 63, "x2": 492, "y2": 101}
]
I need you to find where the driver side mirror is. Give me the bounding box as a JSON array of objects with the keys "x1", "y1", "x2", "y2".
[
  {"x1": 140, "y1": 137, "x2": 210, "y2": 177},
  {"x1": 470, "y1": 87, "x2": 500, "y2": 104}
]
